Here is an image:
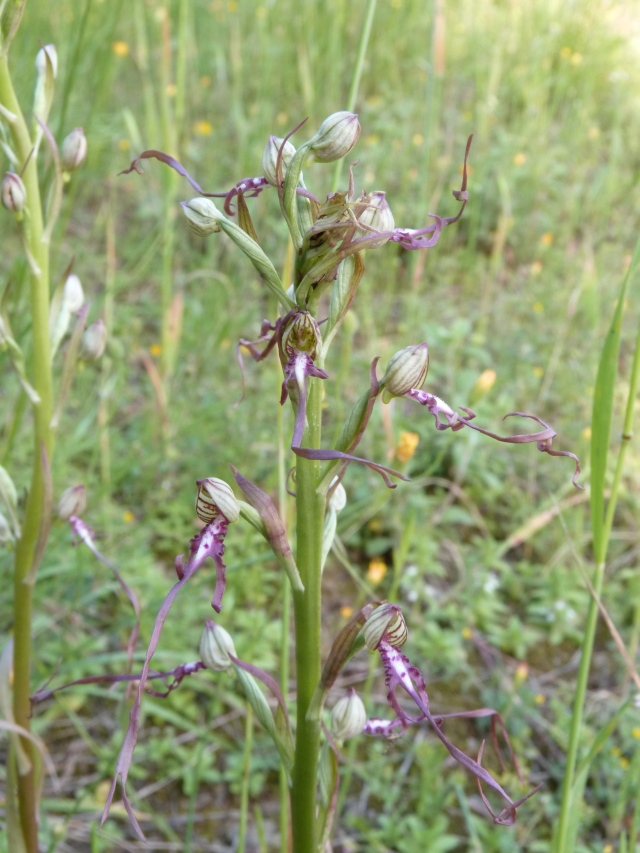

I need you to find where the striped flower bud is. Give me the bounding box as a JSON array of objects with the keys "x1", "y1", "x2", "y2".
[
  {"x1": 261, "y1": 135, "x2": 296, "y2": 186},
  {"x1": 60, "y1": 127, "x2": 87, "y2": 173},
  {"x1": 308, "y1": 111, "x2": 360, "y2": 163},
  {"x1": 57, "y1": 485, "x2": 87, "y2": 520},
  {"x1": 181, "y1": 197, "x2": 223, "y2": 237},
  {"x1": 281, "y1": 311, "x2": 323, "y2": 359},
  {"x1": 357, "y1": 191, "x2": 395, "y2": 237},
  {"x1": 199, "y1": 619, "x2": 236, "y2": 671},
  {"x1": 363, "y1": 603, "x2": 408, "y2": 651},
  {"x1": 196, "y1": 478, "x2": 240, "y2": 524},
  {"x1": 330, "y1": 688, "x2": 367, "y2": 741},
  {"x1": 380, "y1": 343, "x2": 429, "y2": 403},
  {"x1": 1, "y1": 172, "x2": 26, "y2": 214}
]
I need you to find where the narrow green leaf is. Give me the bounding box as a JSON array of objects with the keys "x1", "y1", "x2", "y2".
[{"x1": 591, "y1": 236, "x2": 640, "y2": 562}]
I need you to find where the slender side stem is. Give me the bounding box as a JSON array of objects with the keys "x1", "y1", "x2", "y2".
[
  {"x1": 291, "y1": 373, "x2": 324, "y2": 853},
  {"x1": 237, "y1": 703, "x2": 254, "y2": 853},
  {"x1": 330, "y1": 0, "x2": 377, "y2": 193},
  {"x1": 0, "y1": 54, "x2": 54, "y2": 853}
]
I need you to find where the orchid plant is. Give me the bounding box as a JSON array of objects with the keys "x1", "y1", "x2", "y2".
[{"x1": 38, "y1": 112, "x2": 582, "y2": 850}]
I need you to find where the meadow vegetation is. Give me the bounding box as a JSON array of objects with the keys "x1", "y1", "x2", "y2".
[{"x1": 2, "y1": 0, "x2": 640, "y2": 850}]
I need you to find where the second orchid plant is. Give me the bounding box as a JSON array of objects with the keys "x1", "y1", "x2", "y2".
[{"x1": 53, "y1": 112, "x2": 582, "y2": 849}]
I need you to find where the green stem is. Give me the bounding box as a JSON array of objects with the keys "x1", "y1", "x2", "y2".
[
  {"x1": 0, "y1": 53, "x2": 53, "y2": 853},
  {"x1": 330, "y1": 0, "x2": 377, "y2": 192},
  {"x1": 237, "y1": 703, "x2": 254, "y2": 853},
  {"x1": 291, "y1": 372, "x2": 324, "y2": 852},
  {"x1": 277, "y1": 364, "x2": 291, "y2": 853}
]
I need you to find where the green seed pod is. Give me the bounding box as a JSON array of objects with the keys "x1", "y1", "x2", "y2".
[
  {"x1": 181, "y1": 197, "x2": 223, "y2": 237},
  {"x1": 308, "y1": 111, "x2": 360, "y2": 163},
  {"x1": 380, "y1": 343, "x2": 429, "y2": 403},
  {"x1": 57, "y1": 485, "x2": 87, "y2": 520},
  {"x1": 199, "y1": 619, "x2": 236, "y2": 671},
  {"x1": 330, "y1": 689, "x2": 367, "y2": 741},
  {"x1": 196, "y1": 478, "x2": 240, "y2": 524},
  {"x1": 261, "y1": 135, "x2": 297, "y2": 186},
  {"x1": 60, "y1": 127, "x2": 87, "y2": 172},
  {"x1": 363, "y1": 602, "x2": 408, "y2": 651},
  {"x1": 1, "y1": 172, "x2": 26, "y2": 214}
]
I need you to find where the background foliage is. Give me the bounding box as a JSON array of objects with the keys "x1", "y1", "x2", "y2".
[{"x1": 2, "y1": 0, "x2": 640, "y2": 850}]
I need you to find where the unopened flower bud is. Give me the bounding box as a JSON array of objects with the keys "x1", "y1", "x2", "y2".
[
  {"x1": 1, "y1": 172, "x2": 26, "y2": 214},
  {"x1": 196, "y1": 478, "x2": 240, "y2": 524},
  {"x1": 380, "y1": 343, "x2": 429, "y2": 403},
  {"x1": 60, "y1": 128, "x2": 87, "y2": 172},
  {"x1": 328, "y1": 480, "x2": 347, "y2": 513},
  {"x1": 363, "y1": 603, "x2": 408, "y2": 651},
  {"x1": 181, "y1": 198, "x2": 223, "y2": 237},
  {"x1": 80, "y1": 319, "x2": 106, "y2": 361},
  {"x1": 199, "y1": 619, "x2": 237, "y2": 671},
  {"x1": 282, "y1": 311, "x2": 322, "y2": 358},
  {"x1": 0, "y1": 511, "x2": 13, "y2": 545},
  {"x1": 331, "y1": 688, "x2": 367, "y2": 741},
  {"x1": 357, "y1": 191, "x2": 395, "y2": 236},
  {"x1": 35, "y1": 44, "x2": 58, "y2": 78},
  {"x1": 261, "y1": 135, "x2": 296, "y2": 186},
  {"x1": 308, "y1": 111, "x2": 360, "y2": 163},
  {"x1": 57, "y1": 485, "x2": 87, "y2": 520},
  {"x1": 62, "y1": 274, "x2": 85, "y2": 313}
]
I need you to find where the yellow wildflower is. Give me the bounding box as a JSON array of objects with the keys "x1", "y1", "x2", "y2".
[
  {"x1": 396, "y1": 431, "x2": 420, "y2": 463},
  {"x1": 513, "y1": 152, "x2": 526, "y2": 166},
  {"x1": 540, "y1": 232, "x2": 554, "y2": 246},
  {"x1": 118, "y1": 139, "x2": 130, "y2": 151},
  {"x1": 340, "y1": 605, "x2": 353, "y2": 619},
  {"x1": 149, "y1": 343, "x2": 162, "y2": 357},
  {"x1": 366, "y1": 559, "x2": 387, "y2": 585},
  {"x1": 461, "y1": 626, "x2": 473, "y2": 640},
  {"x1": 533, "y1": 301, "x2": 544, "y2": 313},
  {"x1": 193, "y1": 120, "x2": 213, "y2": 136},
  {"x1": 122, "y1": 510, "x2": 135, "y2": 523},
  {"x1": 534, "y1": 694, "x2": 546, "y2": 705},
  {"x1": 112, "y1": 41, "x2": 129, "y2": 57}
]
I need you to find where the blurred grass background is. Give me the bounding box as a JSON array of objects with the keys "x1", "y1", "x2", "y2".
[{"x1": 2, "y1": 0, "x2": 640, "y2": 850}]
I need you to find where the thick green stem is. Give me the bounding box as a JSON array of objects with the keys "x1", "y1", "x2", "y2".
[
  {"x1": 291, "y1": 374, "x2": 324, "y2": 853},
  {"x1": 1, "y1": 53, "x2": 53, "y2": 853}
]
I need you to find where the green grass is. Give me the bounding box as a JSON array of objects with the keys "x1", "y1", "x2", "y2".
[{"x1": 2, "y1": 0, "x2": 640, "y2": 850}]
